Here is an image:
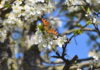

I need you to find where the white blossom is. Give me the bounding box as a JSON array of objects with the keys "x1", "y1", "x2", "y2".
[
  {"x1": 0, "y1": 29, "x2": 7, "y2": 42},
  {"x1": 3, "y1": 13, "x2": 23, "y2": 27},
  {"x1": 0, "y1": 0, "x2": 5, "y2": 8},
  {"x1": 88, "y1": 50, "x2": 100, "y2": 60},
  {"x1": 77, "y1": 68, "x2": 82, "y2": 70},
  {"x1": 14, "y1": 0, "x2": 22, "y2": 5},
  {"x1": 25, "y1": 0, "x2": 44, "y2": 6},
  {"x1": 49, "y1": 16, "x2": 62, "y2": 27},
  {"x1": 93, "y1": 17, "x2": 96, "y2": 23},
  {"x1": 54, "y1": 35, "x2": 67, "y2": 47}
]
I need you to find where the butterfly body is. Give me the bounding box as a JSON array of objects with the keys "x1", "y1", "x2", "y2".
[{"x1": 41, "y1": 18, "x2": 58, "y2": 35}]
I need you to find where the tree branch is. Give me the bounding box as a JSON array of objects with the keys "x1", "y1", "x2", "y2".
[
  {"x1": 62, "y1": 28, "x2": 96, "y2": 35},
  {"x1": 70, "y1": 60, "x2": 100, "y2": 70}
]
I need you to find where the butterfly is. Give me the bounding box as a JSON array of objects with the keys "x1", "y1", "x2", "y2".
[{"x1": 41, "y1": 18, "x2": 58, "y2": 35}]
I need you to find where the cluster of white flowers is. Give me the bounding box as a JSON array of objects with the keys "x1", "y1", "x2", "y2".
[
  {"x1": 65, "y1": 0, "x2": 84, "y2": 5},
  {"x1": 64, "y1": 0, "x2": 85, "y2": 12},
  {"x1": 1, "y1": 0, "x2": 56, "y2": 26},
  {"x1": 86, "y1": 0, "x2": 100, "y2": 5},
  {"x1": 64, "y1": 0, "x2": 100, "y2": 13},
  {"x1": 3, "y1": 0, "x2": 55, "y2": 25}
]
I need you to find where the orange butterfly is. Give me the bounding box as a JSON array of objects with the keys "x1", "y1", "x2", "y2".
[{"x1": 41, "y1": 18, "x2": 58, "y2": 35}]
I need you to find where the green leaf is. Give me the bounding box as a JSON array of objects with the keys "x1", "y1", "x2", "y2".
[
  {"x1": 75, "y1": 24, "x2": 83, "y2": 27},
  {"x1": 4, "y1": 4, "x2": 11, "y2": 8},
  {"x1": 87, "y1": 7, "x2": 90, "y2": 14},
  {"x1": 37, "y1": 23, "x2": 44, "y2": 31},
  {"x1": 86, "y1": 20, "x2": 92, "y2": 25},
  {"x1": 74, "y1": 29, "x2": 83, "y2": 35}
]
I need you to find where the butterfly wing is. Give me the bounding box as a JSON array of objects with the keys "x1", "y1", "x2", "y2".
[
  {"x1": 41, "y1": 18, "x2": 50, "y2": 26},
  {"x1": 47, "y1": 28, "x2": 58, "y2": 35}
]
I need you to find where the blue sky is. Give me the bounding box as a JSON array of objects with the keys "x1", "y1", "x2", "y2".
[{"x1": 67, "y1": 33, "x2": 90, "y2": 59}]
